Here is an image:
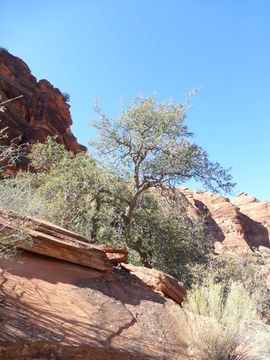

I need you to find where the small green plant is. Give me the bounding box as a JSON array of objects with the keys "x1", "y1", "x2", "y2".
[
  {"x1": 62, "y1": 92, "x2": 70, "y2": 102},
  {"x1": 183, "y1": 276, "x2": 270, "y2": 360}
]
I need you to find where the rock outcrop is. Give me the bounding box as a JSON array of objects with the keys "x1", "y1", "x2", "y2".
[
  {"x1": 0, "y1": 252, "x2": 190, "y2": 360},
  {"x1": 0, "y1": 209, "x2": 188, "y2": 359},
  {"x1": 232, "y1": 192, "x2": 270, "y2": 247},
  {"x1": 122, "y1": 263, "x2": 187, "y2": 304},
  {"x1": 0, "y1": 49, "x2": 86, "y2": 158},
  {"x1": 0, "y1": 208, "x2": 127, "y2": 272},
  {"x1": 177, "y1": 187, "x2": 270, "y2": 254}
]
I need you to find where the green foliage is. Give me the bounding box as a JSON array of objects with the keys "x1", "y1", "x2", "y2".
[
  {"x1": 91, "y1": 94, "x2": 234, "y2": 262},
  {"x1": 0, "y1": 136, "x2": 211, "y2": 282},
  {"x1": 183, "y1": 276, "x2": 270, "y2": 360},
  {"x1": 62, "y1": 92, "x2": 70, "y2": 102},
  {"x1": 29, "y1": 136, "x2": 73, "y2": 172},
  {"x1": 129, "y1": 191, "x2": 211, "y2": 283},
  {"x1": 190, "y1": 255, "x2": 270, "y2": 321},
  {"x1": 91, "y1": 94, "x2": 234, "y2": 192}
]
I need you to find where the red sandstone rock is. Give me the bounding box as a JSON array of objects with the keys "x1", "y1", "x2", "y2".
[
  {"x1": 0, "y1": 208, "x2": 127, "y2": 271},
  {"x1": 121, "y1": 263, "x2": 187, "y2": 304},
  {"x1": 0, "y1": 252, "x2": 190, "y2": 359},
  {"x1": 232, "y1": 192, "x2": 270, "y2": 247},
  {"x1": 0, "y1": 49, "x2": 86, "y2": 159},
  {"x1": 177, "y1": 187, "x2": 270, "y2": 254}
]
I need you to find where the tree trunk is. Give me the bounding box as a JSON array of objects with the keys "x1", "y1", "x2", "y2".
[{"x1": 121, "y1": 187, "x2": 152, "y2": 268}]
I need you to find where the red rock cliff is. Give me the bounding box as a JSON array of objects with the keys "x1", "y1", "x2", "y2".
[
  {"x1": 177, "y1": 187, "x2": 270, "y2": 255},
  {"x1": 0, "y1": 49, "x2": 86, "y2": 153}
]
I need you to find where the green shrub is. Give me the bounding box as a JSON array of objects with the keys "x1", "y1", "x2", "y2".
[
  {"x1": 189, "y1": 255, "x2": 270, "y2": 321},
  {"x1": 62, "y1": 92, "x2": 70, "y2": 102},
  {"x1": 0, "y1": 127, "x2": 31, "y2": 257},
  {"x1": 183, "y1": 276, "x2": 270, "y2": 360}
]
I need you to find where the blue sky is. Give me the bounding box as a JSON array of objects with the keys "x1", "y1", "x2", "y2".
[{"x1": 2, "y1": 0, "x2": 270, "y2": 200}]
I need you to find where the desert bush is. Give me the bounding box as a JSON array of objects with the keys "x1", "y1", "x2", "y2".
[
  {"x1": 0, "y1": 96, "x2": 33, "y2": 258},
  {"x1": 128, "y1": 191, "x2": 211, "y2": 283},
  {"x1": 190, "y1": 255, "x2": 270, "y2": 321},
  {"x1": 0, "y1": 162, "x2": 34, "y2": 259},
  {"x1": 62, "y1": 92, "x2": 70, "y2": 102},
  {"x1": 183, "y1": 276, "x2": 270, "y2": 360}
]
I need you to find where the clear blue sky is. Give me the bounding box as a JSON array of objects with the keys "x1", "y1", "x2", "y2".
[{"x1": 2, "y1": 0, "x2": 270, "y2": 200}]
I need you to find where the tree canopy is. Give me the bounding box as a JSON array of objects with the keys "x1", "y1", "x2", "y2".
[{"x1": 91, "y1": 94, "x2": 234, "y2": 236}]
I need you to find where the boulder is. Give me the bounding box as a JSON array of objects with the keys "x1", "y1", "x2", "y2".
[{"x1": 121, "y1": 263, "x2": 186, "y2": 304}]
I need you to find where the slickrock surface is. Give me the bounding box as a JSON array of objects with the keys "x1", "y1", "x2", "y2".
[
  {"x1": 0, "y1": 49, "x2": 86, "y2": 158},
  {"x1": 178, "y1": 187, "x2": 270, "y2": 254},
  {"x1": 0, "y1": 208, "x2": 127, "y2": 272},
  {"x1": 0, "y1": 252, "x2": 190, "y2": 360}
]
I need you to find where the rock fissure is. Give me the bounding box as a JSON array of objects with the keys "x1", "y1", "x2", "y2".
[{"x1": 104, "y1": 310, "x2": 136, "y2": 348}]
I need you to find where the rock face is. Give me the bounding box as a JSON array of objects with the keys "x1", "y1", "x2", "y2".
[
  {"x1": 178, "y1": 187, "x2": 270, "y2": 254},
  {"x1": 232, "y1": 192, "x2": 270, "y2": 247},
  {"x1": 0, "y1": 49, "x2": 86, "y2": 155},
  {"x1": 0, "y1": 209, "x2": 188, "y2": 359},
  {"x1": 0, "y1": 256, "x2": 189, "y2": 360}
]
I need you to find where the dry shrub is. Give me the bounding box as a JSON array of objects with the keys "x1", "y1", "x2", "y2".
[{"x1": 183, "y1": 276, "x2": 270, "y2": 360}]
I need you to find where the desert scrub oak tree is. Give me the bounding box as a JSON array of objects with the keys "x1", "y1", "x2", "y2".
[
  {"x1": 12, "y1": 136, "x2": 209, "y2": 282},
  {"x1": 183, "y1": 276, "x2": 270, "y2": 360},
  {"x1": 91, "y1": 93, "x2": 235, "y2": 250}
]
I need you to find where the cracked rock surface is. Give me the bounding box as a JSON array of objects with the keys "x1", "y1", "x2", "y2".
[{"x1": 0, "y1": 252, "x2": 190, "y2": 359}]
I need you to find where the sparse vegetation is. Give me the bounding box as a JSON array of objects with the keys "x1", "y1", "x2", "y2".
[
  {"x1": 190, "y1": 255, "x2": 270, "y2": 322},
  {"x1": 62, "y1": 92, "x2": 70, "y2": 102},
  {"x1": 183, "y1": 276, "x2": 270, "y2": 360},
  {"x1": 0, "y1": 95, "x2": 32, "y2": 258}
]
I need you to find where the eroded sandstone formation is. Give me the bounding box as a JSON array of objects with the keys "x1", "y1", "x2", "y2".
[
  {"x1": 178, "y1": 187, "x2": 270, "y2": 254},
  {"x1": 0, "y1": 49, "x2": 86, "y2": 157}
]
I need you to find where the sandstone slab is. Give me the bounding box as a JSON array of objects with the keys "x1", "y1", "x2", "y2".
[
  {"x1": 0, "y1": 208, "x2": 127, "y2": 272},
  {"x1": 0, "y1": 252, "x2": 191, "y2": 359}
]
